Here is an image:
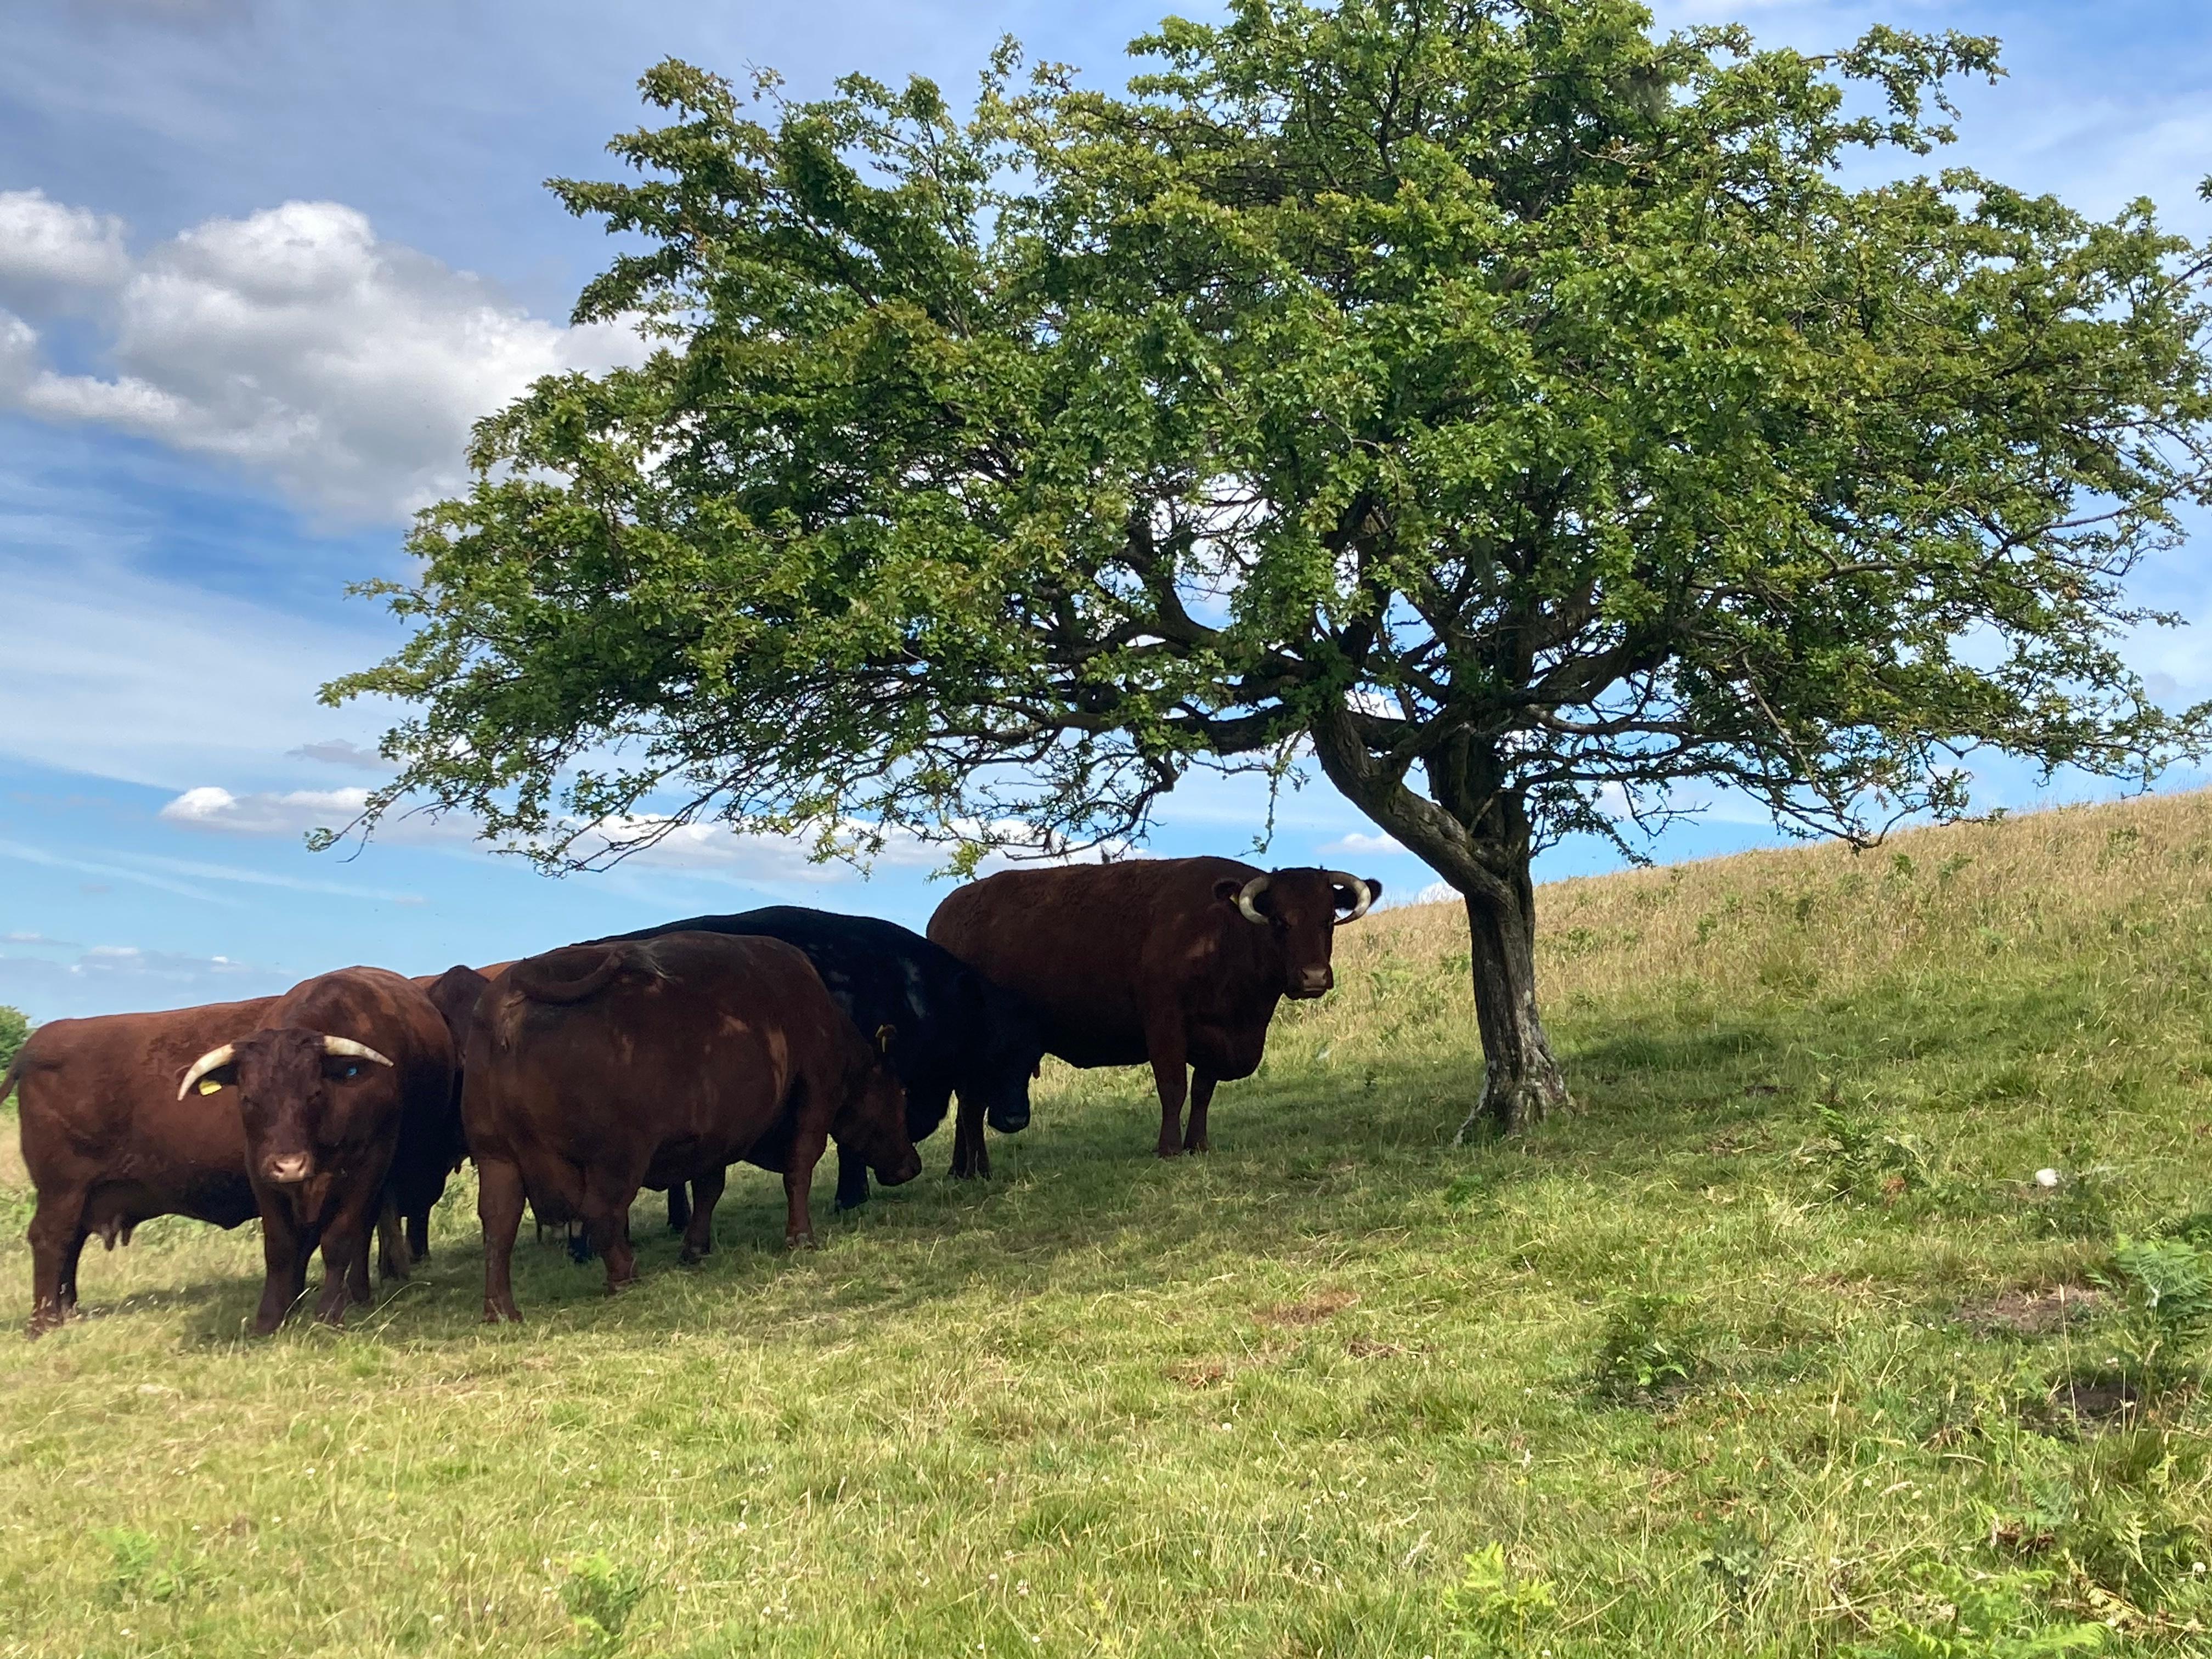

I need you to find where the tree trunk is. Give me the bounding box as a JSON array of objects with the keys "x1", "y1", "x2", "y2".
[
  {"x1": 1301, "y1": 707, "x2": 1572, "y2": 1138},
  {"x1": 1458, "y1": 862, "x2": 1570, "y2": 1140}
]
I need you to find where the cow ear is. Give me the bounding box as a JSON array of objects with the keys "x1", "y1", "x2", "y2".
[
  {"x1": 1212, "y1": 878, "x2": 1244, "y2": 905},
  {"x1": 1360, "y1": 876, "x2": 1384, "y2": 905},
  {"x1": 874, "y1": 1023, "x2": 898, "y2": 1055}
]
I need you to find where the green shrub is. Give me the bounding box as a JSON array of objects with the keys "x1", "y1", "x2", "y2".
[
  {"x1": 0, "y1": 1005, "x2": 28, "y2": 1086},
  {"x1": 1440, "y1": 1544, "x2": 1557, "y2": 1654},
  {"x1": 561, "y1": 1553, "x2": 650, "y2": 1654},
  {"x1": 1849, "y1": 1561, "x2": 2105, "y2": 1657},
  {"x1": 2092, "y1": 1236, "x2": 2212, "y2": 1392},
  {"x1": 1590, "y1": 1291, "x2": 1706, "y2": 1401}
]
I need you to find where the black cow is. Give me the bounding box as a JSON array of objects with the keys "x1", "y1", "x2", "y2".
[{"x1": 603, "y1": 906, "x2": 1047, "y2": 1206}]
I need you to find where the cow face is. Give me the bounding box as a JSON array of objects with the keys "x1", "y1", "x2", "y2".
[
  {"x1": 1214, "y1": 868, "x2": 1384, "y2": 999},
  {"x1": 179, "y1": 1030, "x2": 397, "y2": 1215},
  {"x1": 963, "y1": 973, "x2": 1048, "y2": 1136},
  {"x1": 834, "y1": 1037, "x2": 924, "y2": 1188}
]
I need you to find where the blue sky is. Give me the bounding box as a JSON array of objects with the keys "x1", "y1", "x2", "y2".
[{"x1": 2, "y1": 0, "x2": 2208, "y2": 1022}]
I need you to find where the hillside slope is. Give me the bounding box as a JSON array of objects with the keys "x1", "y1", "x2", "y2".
[{"x1": 3, "y1": 792, "x2": 2211, "y2": 1656}]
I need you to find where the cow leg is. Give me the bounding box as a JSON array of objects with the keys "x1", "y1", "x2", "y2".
[
  {"x1": 1148, "y1": 1024, "x2": 1192, "y2": 1158},
  {"x1": 319, "y1": 1220, "x2": 374, "y2": 1325},
  {"x1": 784, "y1": 1122, "x2": 829, "y2": 1249},
  {"x1": 405, "y1": 1208, "x2": 431, "y2": 1262},
  {"x1": 679, "y1": 1167, "x2": 725, "y2": 1265},
  {"x1": 254, "y1": 1208, "x2": 311, "y2": 1335},
  {"x1": 1183, "y1": 1071, "x2": 1218, "y2": 1154},
  {"x1": 26, "y1": 1186, "x2": 88, "y2": 1338},
  {"x1": 376, "y1": 1198, "x2": 413, "y2": 1284},
  {"x1": 583, "y1": 1171, "x2": 641, "y2": 1294},
  {"x1": 478, "y1": 1156, "x2": 527, "y2": 1323},
  {"x1": 665, "y1": 1182, "x2": 692, "y2": 1234},
  {"x1": 834, "y1": 1146, "x2": 872, "y2": 1209},
  {"x1": 950, "y1": 1094, "x2": 991, "y2": 1180},
  {"x1": 57, "y1": 1221, "x2": 90, "y2": 1314}
]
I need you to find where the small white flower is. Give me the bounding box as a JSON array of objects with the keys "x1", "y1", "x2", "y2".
[{"x1": 2035, "y1": 1168, "x2": 2061, "y2": 1188}]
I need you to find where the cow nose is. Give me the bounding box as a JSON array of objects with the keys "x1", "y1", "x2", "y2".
[
  {"x1": 1295, "y1": 967, "x2": 1333, "y2": 997},
  {"x1": 264, "y1": 1153, "x2": 312, "y2": 1184}
]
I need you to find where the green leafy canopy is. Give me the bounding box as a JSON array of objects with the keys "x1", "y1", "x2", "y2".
[
  {"x1": 325, "y1": 0, "x2": 2212, "y2": 1071},
  {"x1": 328, "y1": 0, "x2": 2212, "y2": 889}
]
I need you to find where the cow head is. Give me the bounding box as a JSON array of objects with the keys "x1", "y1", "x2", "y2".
[
  {"x1": 834, "y1": 1028, "x2": 924, "y2": 1187},
  {"x1": 179, "y1": 1031, "x2": 397, "y2": 1210},
  {"x1": 1212, "y1": 867, "x2": 1383, "y2": 998},
  {"x1": 961, "y1": 972, "x2": 1049, "y2": 1136}
]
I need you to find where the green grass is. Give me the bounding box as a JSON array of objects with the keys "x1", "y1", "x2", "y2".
[{"x1": 5, "y1": 793, "x2": 2212, "y2": 1655}]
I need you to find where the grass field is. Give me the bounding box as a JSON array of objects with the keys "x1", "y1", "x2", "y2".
[{"x1": 5, "y1": 792, "x2": 2212, "y2": 1656}]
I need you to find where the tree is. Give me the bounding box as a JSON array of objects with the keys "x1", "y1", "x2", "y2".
[
  {"x1": 328, "y1": 0, "x2": 2212, "y2": 1133},
  {"x1": 0, "y1": 1005, "x2": 29, "y2": 1086}
]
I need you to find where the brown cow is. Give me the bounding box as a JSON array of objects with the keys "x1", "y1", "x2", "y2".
[
  {"x1": 464, "y1": 931, "x2": 922, "y2": 1321},
  {"x1": 14, "y1": 994, "x2": 277, "y2": 1336},
  {"x1": 391, "y1": 963, "x2": 493, "y2": 1268},
  {"x1": 176, "y1": 967, "x2": 455, "y2": 1333},
  {"x1": 927, "y1": 857, "x2": 1380, "y2": 1158}
]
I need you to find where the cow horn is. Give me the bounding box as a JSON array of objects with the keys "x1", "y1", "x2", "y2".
[
  {"x1": 177, "y1": 1044, "x2": 237, "y2": 1099},
  {"x1": 320, "y1": 1036, "x2": 393, "y2": 1068},
  {"x1": 1324, "y1": 871, "x2": 1374, "y2": 923},
  {"x1": 1235, "y1": 874, "x2": 1271, "y2": 925}
]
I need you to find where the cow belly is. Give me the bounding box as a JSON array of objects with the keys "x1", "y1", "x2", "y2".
[
  {"x1": 1045, "y1": 1030, "x2": 1151, "y2": 1070},
  {"x1": 1189, "y1": 1023, "x2": 1268, "y2": 1082},
  {"x1": 86, "y1": 1173, "x2": 257, "y2": 1237}
]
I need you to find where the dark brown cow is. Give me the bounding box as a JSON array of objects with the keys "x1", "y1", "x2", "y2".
[
  {"x1": 464, "y1": 931, "x2": 922, "y2": 1321},
  {"x1": 381, "y1": 963, "x2": 489, "y2": 1269},
  {"x1": 14, "y1": 994, "x2": 278, "y2": 1336},
  {"x1": 927, "y1": 857, "x2": 1380, "y2": 1158},
  {"x1": 177, "y1": 967, "x2": 455, "y2": 1333}
]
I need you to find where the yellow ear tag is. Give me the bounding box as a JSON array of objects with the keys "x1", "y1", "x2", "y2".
[{"x1": 197, "y1": 1077, "x2": 223, "y2": 1094}]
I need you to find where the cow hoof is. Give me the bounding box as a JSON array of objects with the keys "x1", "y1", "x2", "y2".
[
  {"x1": 1155, "y1": 1144, "x2": 1185, "y2": 1160},
  {"x1": 678, "y1": 1246, "x2": 710, "y2": 1266},
  {"x1": 787, "y1": 1232, "x2": 817, "y2": 1251},
  {"x1": 1183, "y1": 1140, "x2": 1210, "y2": 1154},
  {"x1": 483, "y1": 1305, "x2": 522, "y2": 1324}
]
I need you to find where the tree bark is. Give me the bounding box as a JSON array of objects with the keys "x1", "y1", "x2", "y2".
[
  {"x1": 1304, "y1": 706, "x2": 1572, "y2": 1138},
  {"x1": 1458, "y1": 856, "x2": 1570, "y2": 1140}
]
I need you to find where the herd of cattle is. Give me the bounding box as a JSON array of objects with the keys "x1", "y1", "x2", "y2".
[{"x1": 5, "y1": 856, "x2": 1381, "y2": 1336}]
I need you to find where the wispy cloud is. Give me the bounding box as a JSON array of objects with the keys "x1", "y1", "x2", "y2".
[
  {"x1": 0, "y1": 835, "x2": 234, "y2": 904},
  {"x1": 116, "y1": 850, "x2": 424, "y2": 905}
]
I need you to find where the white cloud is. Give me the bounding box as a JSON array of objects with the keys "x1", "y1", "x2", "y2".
[
  {"x1": 1317, "y1": 830, "x2": 1403, "y2": 859},
  {"x1": 0, "y1": 189, "x2": 132, "y2": 297},
  {"x1": 0, "y1": 196, "x2": 641, "y2": 520},
  {"x1": 287, "y1": 738, "x2": 386, "y2": 770},
  {"x1": 160, "y1": 783, "x2": 369, "y2": 834},
  {"x1": 0, "y1": 937, "x2": 282, "y2": 1020}
]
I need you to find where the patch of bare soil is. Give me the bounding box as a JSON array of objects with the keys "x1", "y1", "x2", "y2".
[
  {"x1": 2054, "y1": 1375, "x2": 2141, "y2": 1425},
  {"x1": 1960, "y1": 1285, "x2": 2105, "y2": 1335},
  {"x1": 1257, "y1": 1290, "x2": 1360, "y2": 1328},
  {"x1": 1345, "y1": 1338, "x2": 1404, "y2": 1359},
  {"x1": 1166, "y1": 1359, "x2": 1229, "y2": 1389}
]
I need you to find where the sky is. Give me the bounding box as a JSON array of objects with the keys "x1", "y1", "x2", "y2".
[{"x1": 2, "y1": 0, "x2": 2208, "y2": 1022}]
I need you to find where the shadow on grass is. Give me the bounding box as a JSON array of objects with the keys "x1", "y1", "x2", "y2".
[{"x1": 19, "y1": 990, "x2": 1961, "y2": 1352}]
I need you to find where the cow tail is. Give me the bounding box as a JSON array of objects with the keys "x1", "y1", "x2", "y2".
[{"x1": 507, "y1": 944, "x2": 640, "y2": 1006}]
